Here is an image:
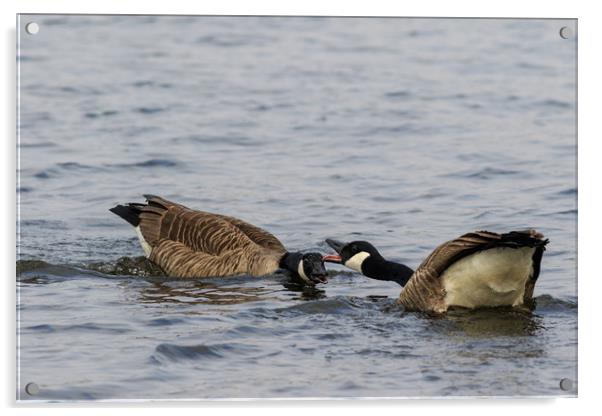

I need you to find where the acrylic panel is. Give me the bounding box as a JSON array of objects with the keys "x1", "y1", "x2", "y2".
[{"x1": 17, "y1": 15, "x2": 577, "y2": 401}]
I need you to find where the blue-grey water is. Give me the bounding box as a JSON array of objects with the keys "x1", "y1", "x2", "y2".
[{"x1": 17, "y1": 16, "x2": 577, "y2": 400}]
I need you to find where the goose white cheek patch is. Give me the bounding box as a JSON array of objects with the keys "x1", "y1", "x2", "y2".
[
  {"x1": 344, "y1": 252, "x2": 370, "y2": 273},
  {"x1": 297, "y1": 261, "x2": 311, "y2": 282}
]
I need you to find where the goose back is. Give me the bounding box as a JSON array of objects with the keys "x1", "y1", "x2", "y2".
[
  {"x1": 138, "y1": 195, "x2": 286, "y2": 256},
  {"x1": 124, "y1": 195, "x2": 287, "y2": 278},
  {"x1": 211, "y1": 213, "x2": 286, "y2": 253},
  {"x1": 398, "y1": 230, "x2": 548, "y2": 312}
]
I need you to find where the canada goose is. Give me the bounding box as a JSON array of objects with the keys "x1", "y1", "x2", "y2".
[
  {"x1": 110, "y1": 195, "x2": 327, "y2": 284},
  {"x1": 323, "y1": 230, "x2": 549, "y2": 313}
]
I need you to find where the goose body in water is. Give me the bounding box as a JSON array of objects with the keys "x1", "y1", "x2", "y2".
[
  {"x1": 323, "y1": 230, "x2": 549, "y2": 312},
  {"x1": 110, "y1": 195, "x2": 327, "y2": 284}
]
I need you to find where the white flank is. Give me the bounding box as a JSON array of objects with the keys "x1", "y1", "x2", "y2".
[
  {"x1": 135, "y1": 226, "x2": 152, "y2": 257},
  {"x1": 441, "y1": 246, "x2": 535, "y2": 308},
  {"x1": 344, "y1": 252, "x2": 371, "y2": 273},
  {"x1": 297, "y1": 261, "x2": 310, "y2": 283}
]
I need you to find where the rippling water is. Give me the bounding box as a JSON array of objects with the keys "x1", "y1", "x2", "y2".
[{"x1": 17, "y1": 16, "x2": 577, "y2": 400}]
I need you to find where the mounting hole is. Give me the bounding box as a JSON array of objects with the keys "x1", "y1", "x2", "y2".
[
  {"x1": 25, "y1": 22, "x2": 39, "y2": 35},
  {"x1": 559, "y1": 26, "x2": 572, "y2": 39},
  {"x1": 25, "y1": 382, "x2": 39, "y2": 395},
  {"x1": 559, "y1": 378, "x2": 573, "y2": 391}
]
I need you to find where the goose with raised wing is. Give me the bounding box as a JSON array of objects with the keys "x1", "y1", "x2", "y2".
[
  {"x1": 110, "y1": 195, "x2": 327, "y2": 284},
  {"x1": 323, "y1": 230, "x2": 549, "y2": 312}
]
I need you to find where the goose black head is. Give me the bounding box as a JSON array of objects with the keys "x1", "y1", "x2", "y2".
[
  {"x1": 300, "y1": 252, "x2": 328, "y2": 284},
  {"x1": 281, "y1": 252, "x2": 328, "y2": 285},
  {"x1": 323, "y1": 239, "x2": 414, "y2": 286},
  {"x1": 323, "y1": 239, "x2": 383, "y2": 273}
]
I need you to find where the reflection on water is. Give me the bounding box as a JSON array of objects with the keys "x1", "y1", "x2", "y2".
[
  {"x1": 280, "y1": 281, "x2": 329, "y2": 301},
  {"x1": 137, "y1": 280, "x2": 278, "y2": 306},
  {"x1": 428, "y1": 307, "x2": 545, "y2": 338}
]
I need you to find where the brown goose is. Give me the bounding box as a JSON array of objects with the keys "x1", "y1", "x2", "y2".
[
  {"x1": 110, "y1": 195, "x2": 327, "y2": 284},
  {"x1": 323, "y1": 230, "x2": 549, "y2": 313}
]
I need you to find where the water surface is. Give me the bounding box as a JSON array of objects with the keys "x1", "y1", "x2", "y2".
[{"x1": 17, "y1": 16, "x2": 577, "y2": 400}]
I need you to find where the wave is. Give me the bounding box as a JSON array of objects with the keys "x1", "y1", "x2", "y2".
[
  {"x1": 150, "y1": 341, "x2": 285, "y2": 365},
  {"x1": 85, "y1": 110, "x2": 119, "y2": 119},
  {"x1": 442, "y1": 167, "x2": 523, "y2": 180},
  {"x1": 106, "y1": 159, "x2": 180, "y2": 169},
  {"x1": 31, "y1": 162, "x2": 104, "y2": 180},
  {"x1": 22, "y1": 322, "x2": 131, "y2": 335},
  {"x1": 18, "y1": 141, "x2": 58, "y2": 148},
  {"x1": 275, "y1": 296, "x2": 362, "y2": 316},
  {"x1": 531, "y1": 294, "x2": 577, "y2": 312},
  {"x1": 538, "y1": 99, "x2": 572, "y2": 109},
  {"x1": 17, "y1": 256, "x2": 164, "y2": 279},
  {"x1": 384, "y1": 90, "x2": 412, "y2": 99},
  {"x1": 155, "y1": 343, "x2": 225, "y2": 361},
  {"x1": 134, "y1": 107, "x2": 166, "y2": 115},
  {"x1": 196, "y1": 33, "x2": 273, "y2": 47},
  {"x1": 170, "y1": 134, "x2": 257, "y2": 147},
  {"x1": 131, "y1": 80, "x2": 173, "y2": 89}
]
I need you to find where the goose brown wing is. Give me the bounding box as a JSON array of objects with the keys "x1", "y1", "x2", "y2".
[
  {"x1": 399, "y1": 230, "x2": 548, "y2": 312},
  {"x1": 417, "y1": 231, "x2": 504, "y2": 274},
  {"x1": 149, "y1": 239, "x2": 281, "y2": 278},
  {"x1": 139, "y1": 194, "x2": 285, "y2": 253},
  {"x1": 150, "y1": 239, "x2": 275, "y2": 278},
  {"x1": 149, "y1": 239, "x2": 247, "y2": 278},
  {"x1": 138, "y1": 195, "x2": 257, "y2": 256},
  {"x1": 212, "y1": 214, "x2": 286, "y2": 253}
]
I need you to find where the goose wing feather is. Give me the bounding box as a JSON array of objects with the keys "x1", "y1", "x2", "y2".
[
  {"x1": 140, "y1": 195, "x2": 285, "y2": 254},
  {"x1": 211, "y1": 213, "x2": 286, "y2": 253},
  {"x1": 138, "y1": 195, "x2": 266, "y2": 256},
  {"x1": 418, "y1": 229, "x2": 547, "y2": 274}
]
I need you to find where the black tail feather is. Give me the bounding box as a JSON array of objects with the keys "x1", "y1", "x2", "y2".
[
  {"x1": 500, "y1": 230, "x2": 549, "y2": 249},
  {"x1": 109, "y1": 204, "x2": 142, "y2": 227}
]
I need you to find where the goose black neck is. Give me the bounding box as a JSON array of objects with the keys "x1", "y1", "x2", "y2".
[
  {"x1": 280, "y1": 252, "x2": 302, "y2": 274},
  {"x1": 361, "y1": 257, "x2": 414, "y2": 286}
]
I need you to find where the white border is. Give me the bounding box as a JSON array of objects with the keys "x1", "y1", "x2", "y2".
[{"x1": 3, "y1": 0, "x2": 601, "y2": 414}]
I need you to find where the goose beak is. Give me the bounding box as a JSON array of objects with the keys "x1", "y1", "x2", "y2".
[
  {"x1": 309, "y1": 274, "x2": 328, "y2": 284},
  {"x1": 323, "y1": 238, "x2": 346, "y2": 263},
  {"x1": 322, "y1": 254, "x2": 342, "y2": 263},
  {"x1": 325, "y1": 238, "x2": 346, "y2": 254}
]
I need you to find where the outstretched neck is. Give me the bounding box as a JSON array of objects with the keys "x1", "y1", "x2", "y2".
[{"x1": 362, "y1": 256, "x2": 414, "y2": 286}]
